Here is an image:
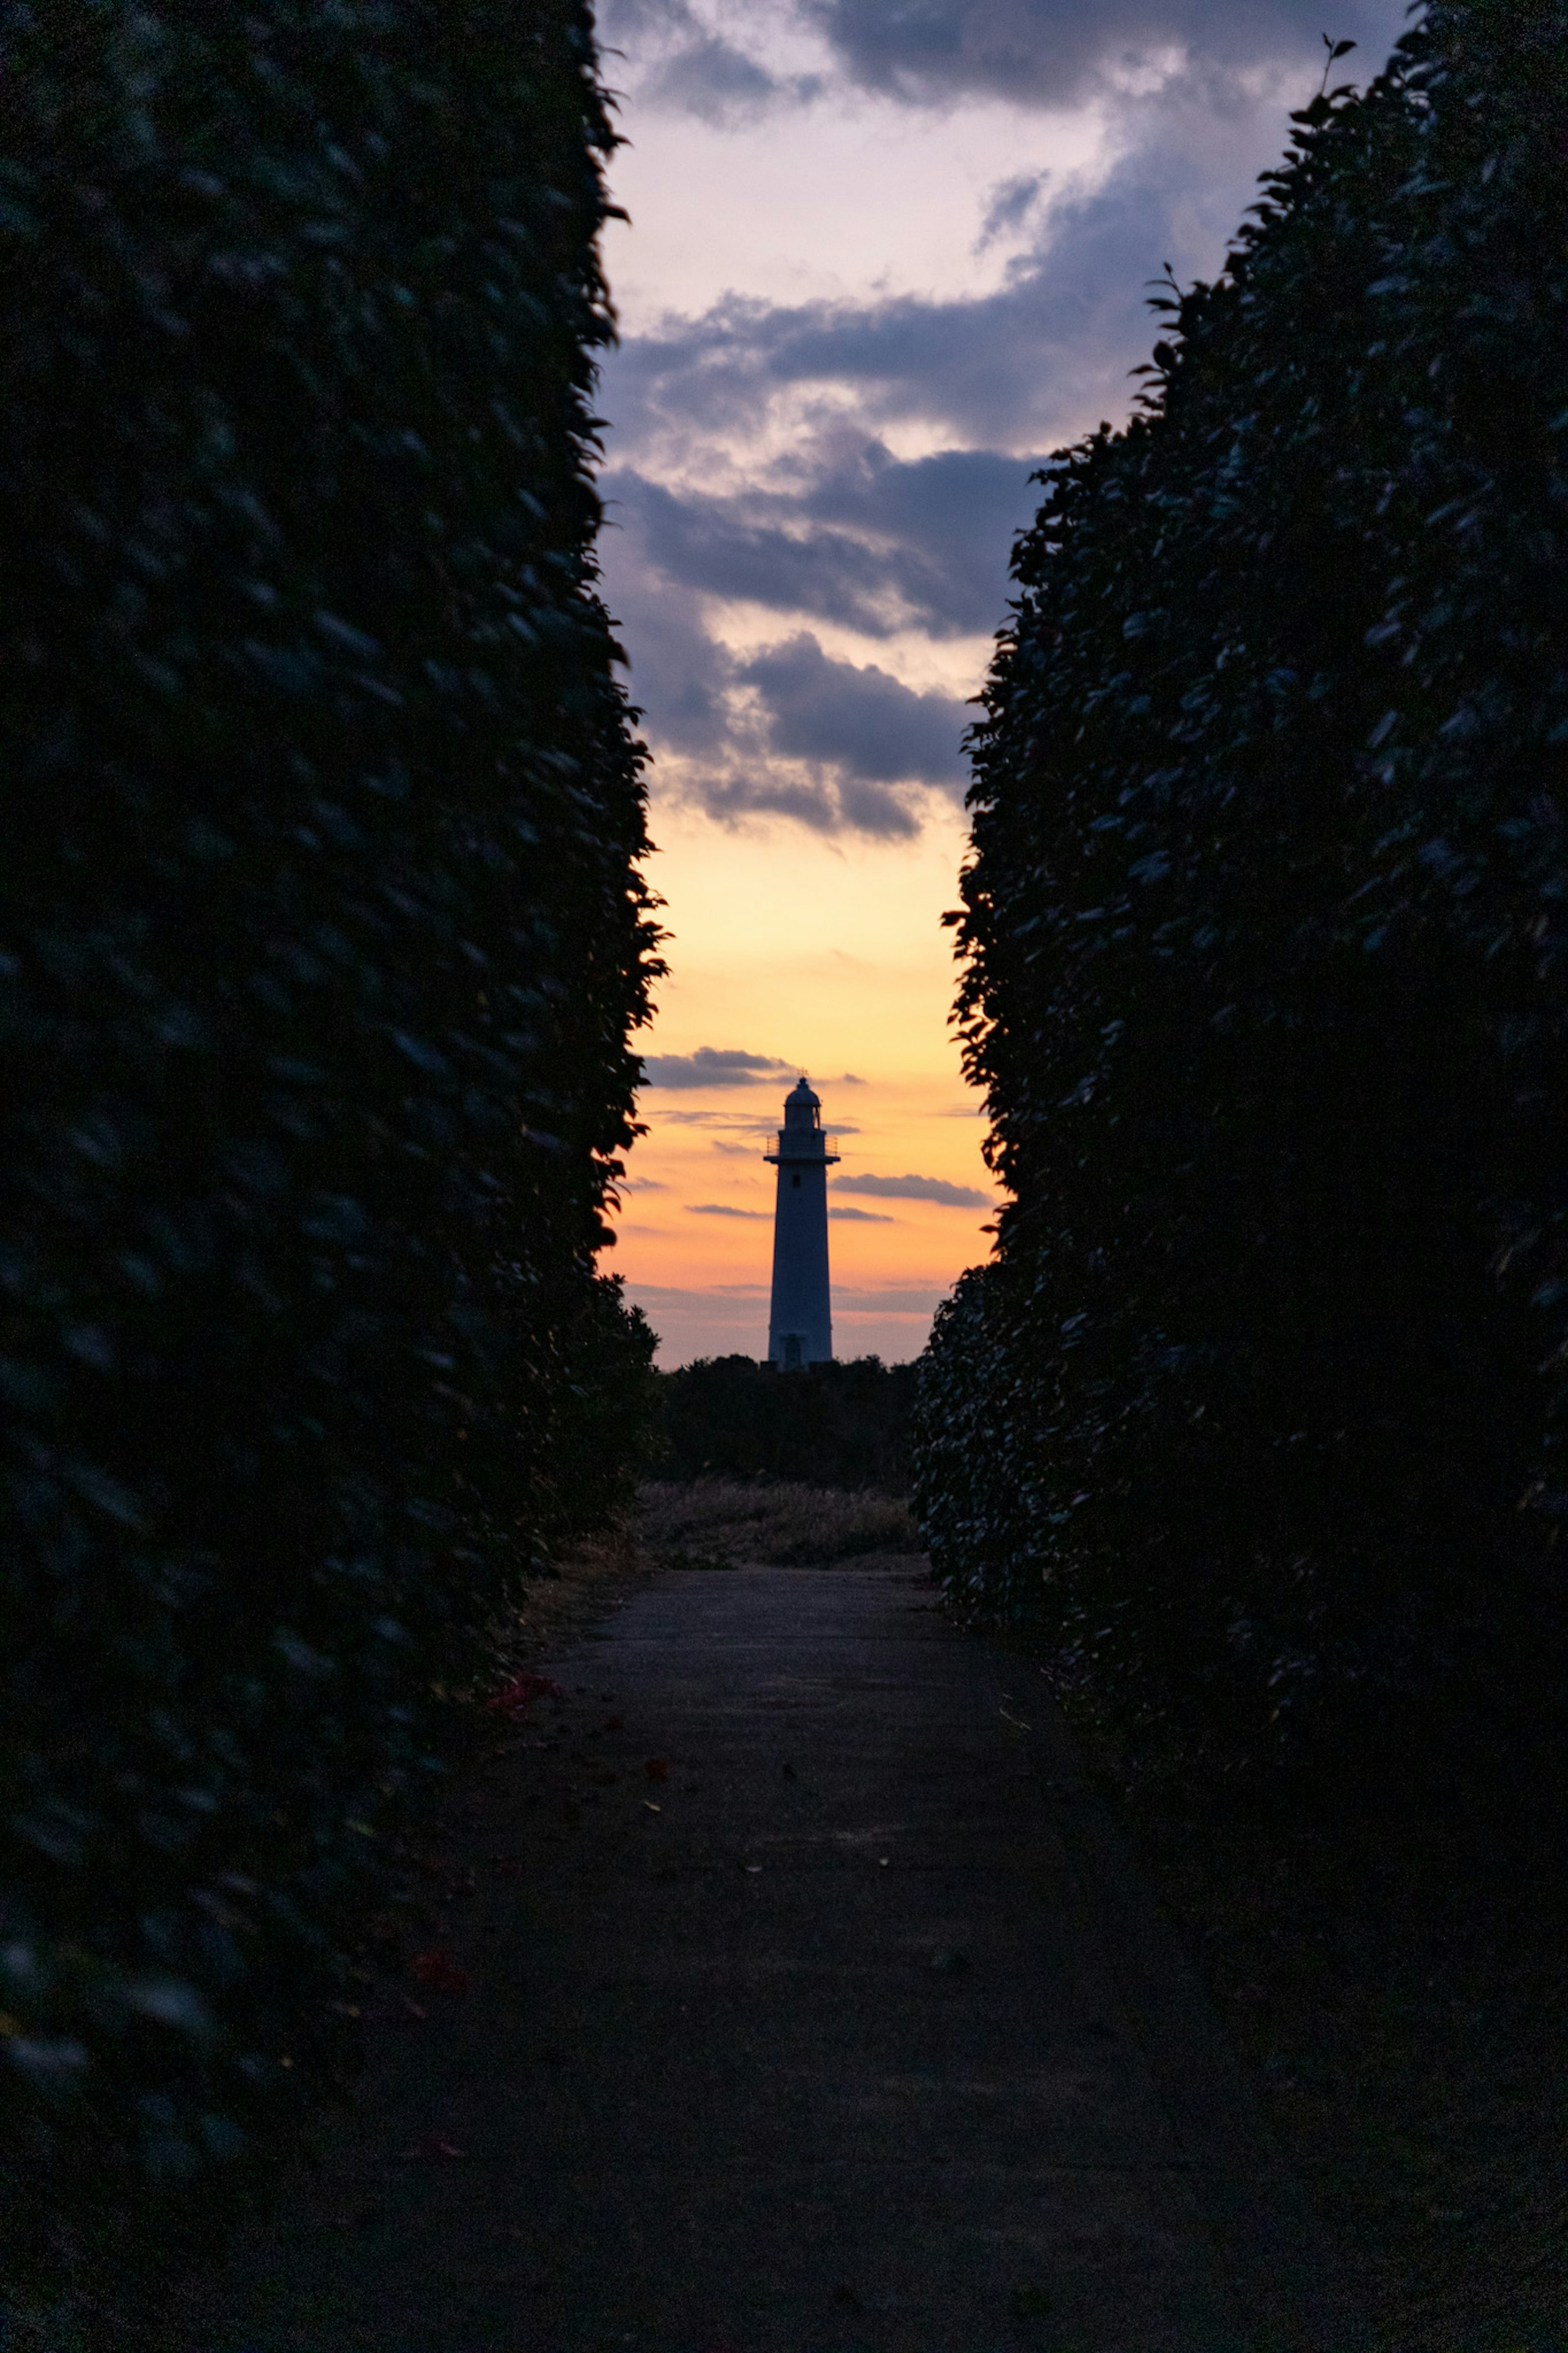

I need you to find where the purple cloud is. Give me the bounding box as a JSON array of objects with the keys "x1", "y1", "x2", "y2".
[
  {"x1": 835, "y1": 1172, "x2": 989, "y2": 1207},
  {"x1": 805, "y1": 0, "x2": 1403, "y2": 108},
  {"x1": 642, "y1": 1046, "x2": 792, "y2": 1088},
  {"x1": 740, "y1": 635, "x2": 967, "y2": 789}
]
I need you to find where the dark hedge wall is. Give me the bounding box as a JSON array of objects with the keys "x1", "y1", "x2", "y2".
[
  {"x1": 915, "y1": 0, "x2": 1568, "y2": 1786},
  {"x1": 0, "y1": 0, "x2": 659, "y2": 2206}
]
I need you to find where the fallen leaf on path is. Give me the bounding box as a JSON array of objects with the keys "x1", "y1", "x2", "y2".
[
  {"x1": 411, "y1": 1950, "x2": 470, "y2": 1993},
  {"x1": 486, "y1": 1671, "x2": 564, "y2": 1719},
  {"x1": 642, "y1": 1800, "x2": 662, "y2": 1813}
]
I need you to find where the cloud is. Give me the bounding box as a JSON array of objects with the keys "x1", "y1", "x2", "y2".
[
  {"x1": 835, "y1": 1171, "x2": 989, "y2": 1206},
  {"x1": 645, "y1": 36, "x2": 798, "y2": 122},
  {"x1": 605, "y1": 0, "x2": 1406, "y2": 473},
  {"x1": 658, "y1": 1108, "x2": 773, "y2": 1127},
  {"x1": 608, "y1": 443, "x2": 1040, "y2": 642},
  {"x1": 597, "y1": 0, "x2": 822, "y2": 124},
  {"x1": 604, "y1": 114, "x2": 1292, "y2": 464},
  {"x1": 834, "y1": 1285, "x2": 950, "y2": 1310},
  {"x1": 829, "y1": 1204, "x2": 895, "y2": 1222},
  {"x1": 626, "y1": 1277, "x2": 939, "y2": 1307},
  {"x1": 740, "y1": 634, "x2": 967, "y2": 787},
  {"x1": 602, "y1": 504, "x2": 971, "y2": 835},
  {"x1": 603, "y1": 493, "x2": 982, "y2": 833},
  {"x1": 599, "y1": 107, "x2": 1342, "y2": 831},
  {"x1": 606, "y1": 463, "x2": 987, "y2": 833},
  {"x1": 641, "y1": 1046, "x2": 792, "y2": 1088},
  {"x1": 597, "y1": 0, "x2": 1409, "y2": 842},
  {"x1": 686, "y1": 1201, "x2": 771, "y2": 1218},
  {"x1": 624, "y1": 1281, "x2": 769, "y2": 1303},
  {"x1": 803, "y1": 0, "x2": 1402, "y2": 109},
  {"x1": 655, "y1": 1108, "x2": 861, "y2": 1131},
  {"x1": 601, "y1": 0, "x2": 1403, "y2": 123},
  {"x1": 978, "y1": 170, "x2": 1051, "y2": 251},
  {"x1": 690, "y1": 759, "x2": 926, "y2": 840}
]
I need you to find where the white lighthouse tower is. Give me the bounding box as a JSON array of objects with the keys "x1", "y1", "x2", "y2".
[{"x1": 765, "y1": 1077, "x2": 838, "y2": 1369}]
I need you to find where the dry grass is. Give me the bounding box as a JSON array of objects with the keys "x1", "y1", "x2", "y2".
[
  {"x1": 637, "y1": 1478, "x2": 922, "y2": 1568},
  {"x1": 498, "y1": 1523, "x2": 655, "y2": 1659}
]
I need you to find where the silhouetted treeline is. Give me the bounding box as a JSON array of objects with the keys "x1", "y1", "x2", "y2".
[
  {"x1": 654, "y1": 1356, "x2": 917, "y2": 1490},
  {"x1": 0, "y1": 0, "x2": 657, "y2": 2238},
  {"x1": 916, "y1": 0, "x2": 1568, "y2": 1791}
]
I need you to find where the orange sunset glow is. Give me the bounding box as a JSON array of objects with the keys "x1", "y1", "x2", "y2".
[{"x1": 610, "y1": 802, "x2": 996, "y2": 1364}]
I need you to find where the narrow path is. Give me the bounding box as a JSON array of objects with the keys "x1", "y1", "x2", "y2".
[{"x1": 187, "y1": 1563, "x2": 1364, "y2": 2352}]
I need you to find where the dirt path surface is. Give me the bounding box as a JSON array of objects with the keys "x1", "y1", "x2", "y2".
[{"x1": 180, "y1": 1563, "x2": 1365, "y2": 2353}]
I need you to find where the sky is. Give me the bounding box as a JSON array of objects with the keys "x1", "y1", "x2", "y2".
[{"x1": 593, "y1": 0, "x2": 1412, "y2": 1365}]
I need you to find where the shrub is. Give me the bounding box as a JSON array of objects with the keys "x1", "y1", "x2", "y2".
[
  {"x1": 916, "y1": 0, "x2": 1568, "y2": 1786},
  {"x1": 0, "y1": 0, "x2": 658, "y2": 2222},
  {"x1": 652, "y1": 1354, "x2": 918, "y2": 1489}
]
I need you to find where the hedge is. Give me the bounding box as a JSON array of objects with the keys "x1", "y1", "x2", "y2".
[
  {"x1": 915, "y1": 0, "x2": 1568, "y2": 1785},
  {"x1": 0, "y1": 0, "x2": 659, "y2": 2215}
]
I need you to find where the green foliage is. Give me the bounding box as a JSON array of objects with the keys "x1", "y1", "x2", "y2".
[
  {"x1": 653, "y1": 1355, "x2": 918, "y2": 1491},
  {"x1": 0, "y1": 0, "x2": 658, "y2": 2219},
  {"x1": 915, "y1": 0, "x2": 1568, "y2": 1784}
]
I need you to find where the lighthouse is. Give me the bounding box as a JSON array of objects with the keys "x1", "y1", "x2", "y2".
[{"x1": 765, "y1": 1077, "x2": 839, "y2": 1369}]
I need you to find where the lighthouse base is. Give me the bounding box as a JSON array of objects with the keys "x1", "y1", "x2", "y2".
[{"x1": 767, "y1": 1326, "x2": 832, "y2": 1372}]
